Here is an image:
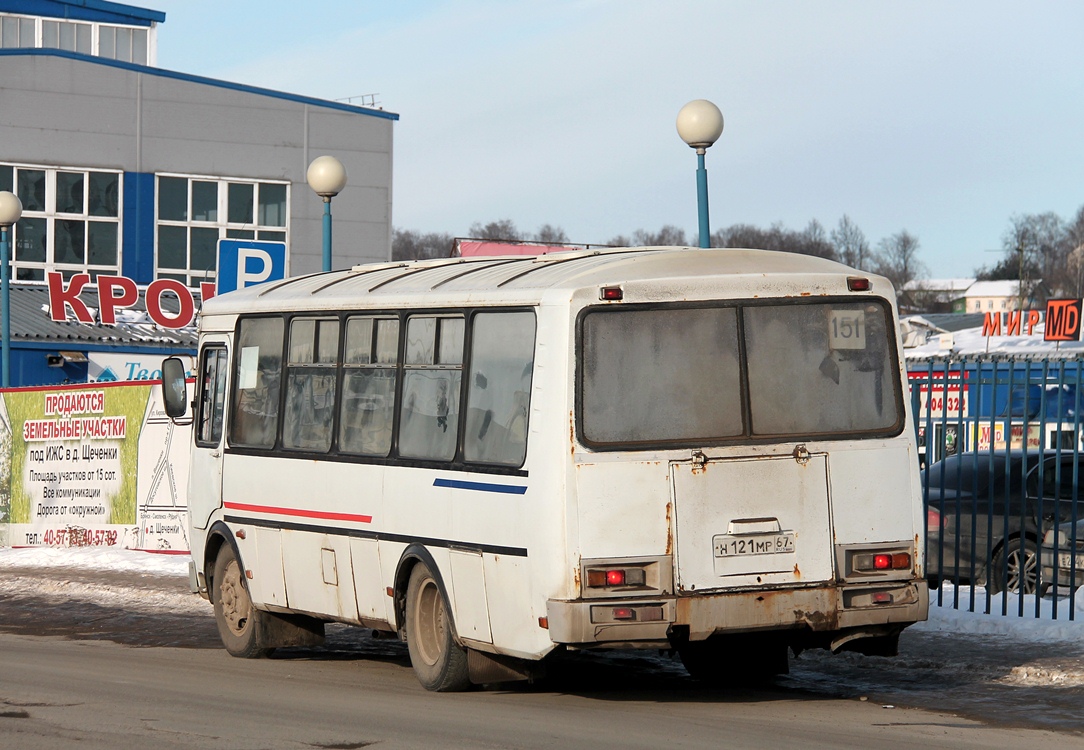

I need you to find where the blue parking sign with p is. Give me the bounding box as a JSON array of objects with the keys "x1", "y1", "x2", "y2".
[{"x1": 217, "y1": 240, "x2": 287, "y2": 294}]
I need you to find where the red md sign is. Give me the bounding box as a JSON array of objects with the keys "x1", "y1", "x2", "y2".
[
  {"x1": 47, "y1": 273, "x2": 216, "y2": 330},
  {"x1": 1045, "y1": 299, "x2": 1083, "y2": 342}
]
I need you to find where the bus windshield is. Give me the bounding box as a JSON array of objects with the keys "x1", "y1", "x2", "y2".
[{"x1": 580, "y1": 299, "x2": 901, "y2": 447}]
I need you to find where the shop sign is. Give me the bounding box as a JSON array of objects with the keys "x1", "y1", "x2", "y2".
[{"x1": 46, "y1": 272, "x2": 216, "y2": 330}]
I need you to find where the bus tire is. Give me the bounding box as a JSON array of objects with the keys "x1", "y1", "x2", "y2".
[
  {"x1": 213, "y1": 544, "x2": 273, "y2": 658},
  {"x1": 405, "y1": 562, "x2": 471, "y2": 692}
]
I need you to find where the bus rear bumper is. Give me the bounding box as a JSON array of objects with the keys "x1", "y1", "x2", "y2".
[{"x1": 546, "y1": 581, "x2": 928, "y2": 646}]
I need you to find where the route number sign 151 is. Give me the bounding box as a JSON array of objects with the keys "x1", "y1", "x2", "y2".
[{"x1": 829, "y1": 309, "x2": 866, "y2": 349}]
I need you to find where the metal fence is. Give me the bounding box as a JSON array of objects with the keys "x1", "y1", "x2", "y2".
[{"x1": 911, "y1": 355, "x2": 1084, "y2": 619}]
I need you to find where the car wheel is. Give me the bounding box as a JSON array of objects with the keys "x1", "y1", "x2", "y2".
[{"x1": 988, "y1": 537, "x2": 1039, "y2": 595}]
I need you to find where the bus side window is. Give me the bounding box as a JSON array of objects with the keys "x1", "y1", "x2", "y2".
[
  {"x1": 464, "y1": 311, "x2": 536, "y2": 466},
  {"x1": 196, "y1": 347, "x2": 228, "y2": 446},
  {"x1": 283, "y1": 317, "x2": 339, "y2": 452},
  {"x1": 399, "y1": 315, "x2": 464, "y2": 461},
  {"x1": 230, "y1": 317, "x2": 284, "y2": 448},
  {"x1": 340, "y1": 316, "x2": 399, "y2": 457}
]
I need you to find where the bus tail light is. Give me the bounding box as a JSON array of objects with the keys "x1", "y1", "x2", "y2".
[
  {"x1": 847, "y1": 277, "x2": 871, "y2": 292},
  {"x1": 586, "y1": 567, "x2": 646, "y2": 588},
  {"x1": 851, "y1": 550, "x2": 912, "y2": 573},
  {"x1": 580, "y1": 557, "x2": 672, "y2": 599}
]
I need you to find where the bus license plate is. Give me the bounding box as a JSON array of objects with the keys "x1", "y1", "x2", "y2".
[{"x1": 714, "y1": 533, "x2": 795, "y2": 558}]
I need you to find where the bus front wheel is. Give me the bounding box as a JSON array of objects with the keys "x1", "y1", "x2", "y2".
[
  {"x1": 405, "y1": 562, "x2": 471, "y2": 692},
  {"x1": 213, "y1": 545, "x2": 272, "y2": 658}
]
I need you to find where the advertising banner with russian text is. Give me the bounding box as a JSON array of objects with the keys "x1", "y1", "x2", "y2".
[{"x1": 0, "y1": 381, "x2": 191, "y2": 552}]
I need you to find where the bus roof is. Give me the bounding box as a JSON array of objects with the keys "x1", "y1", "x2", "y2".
[{"x1": 201, "y1": 246, "x2": 886, "y2": 316}]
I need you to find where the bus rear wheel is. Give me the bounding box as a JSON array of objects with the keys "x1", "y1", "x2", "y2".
[
  {"x1": 405, "y1": 562, "x2": 471, "y2": 692},
  {"x1": 213, "y1": 545, "x2": 272, "y2": 658}
]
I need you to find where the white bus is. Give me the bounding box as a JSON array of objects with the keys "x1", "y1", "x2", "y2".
[{"x1": 162, "y1": 246, "x2": 928, "y2": 691}]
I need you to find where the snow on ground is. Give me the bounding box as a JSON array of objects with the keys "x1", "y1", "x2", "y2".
[
  {"x1": 914, "y1": 584, "x2": 1084, "y2": 643},
  {"x1": 0, "y1": 545, "x2": 189, "y2": 577},
  {"x1": 0, "y1": 546, "x2": 202, "y2": 614},
  {"x1": 2, "y1": 546, "x2": 1084, "y2": 644}
]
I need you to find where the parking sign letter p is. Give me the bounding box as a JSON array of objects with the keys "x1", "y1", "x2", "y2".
[{"x1": 237, "y1": 247, "x2": 274, "y2": 289}]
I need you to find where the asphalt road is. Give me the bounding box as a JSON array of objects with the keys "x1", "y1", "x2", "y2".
[
  {"x1": 2, "y1": 631, "x2": 1079, "y2": 750},
  {"x1": 0, "y1": 565, "x2": 1083, "y2": 747}
]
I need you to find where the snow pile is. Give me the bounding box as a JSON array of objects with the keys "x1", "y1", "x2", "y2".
[
  {"x1": 912, "y1": 582, "x2": 1084, "y2": 643},
  {"x1": 905, "y1": 323, "x2": 1084, "y2": 359},
  {"x1": 0, "y1": 545, "x2": 189, "y2": 577}
]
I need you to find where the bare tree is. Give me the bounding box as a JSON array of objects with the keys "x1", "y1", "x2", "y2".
[
  {"x1": 712, "y1": 221, "x2": 836, "y2": 259},
  {"x1": 831, "y1": 215, "x2": 870, "y2": 269},
  {"x1": 1067, "y1": 205, "x2": 1084, "y2": 296},
  {"x1": 978, "y1": 213, "x2": 1067, "y2": 302},
  {"x1": 468, "y1": 220, "x2": 522, "y2": 241},
  {"x1": 534, "y1": 224, "x2": 569, "y2": 244},
  {"x1": 629, "y1": 225, "x2": 689, "y2": 246},
  {"x1": 798, "y1": 219, "x2": 836, "y2": 259},
  {"x1": 872, "y1": 230, "x2": 926, "y2": 290},
  {"x1": 392, "y1": 229, "x2": 454, "y2": 261}
]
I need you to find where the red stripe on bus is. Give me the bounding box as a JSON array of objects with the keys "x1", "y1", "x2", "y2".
[{"x1": 223, "y1": 502, "x2": 373, "y2": 524}]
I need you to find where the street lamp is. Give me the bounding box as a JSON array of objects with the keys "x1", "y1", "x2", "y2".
[
  {"x1": 0, "y1": 191, "x2": 22, "y2": 388},
  {"x1": 676, "y1": 99, "x2": 724, "y2": 248},
  {"x1": 306, "y1": 155, "x2": 348, "y2": 272}
]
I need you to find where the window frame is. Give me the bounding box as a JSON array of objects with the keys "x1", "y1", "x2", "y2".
[
  {"x1": 224, "y1": 307, "x2": 537, "y2": 475},
  {"x1": 0, "y1": 161, "x2": 122, "y2": 282},
  {"x1": 195, "y1": 345, "x2": 229, "y2": 448},
  {"x1": 281, "y1": 316, "x2": 341, "y2": 453},
  {"x1": 576, "y1": 297, "x2": 906, "y2": 451},
  {"x1": 155, "y1": 173, "x2": 290, "y2": 289},
  {"x1": 339, "y1": 314, "x2": 401, "y2": 458},
  {"x1": 0, "y1": 12, "x2": 154, "y2": 64}
]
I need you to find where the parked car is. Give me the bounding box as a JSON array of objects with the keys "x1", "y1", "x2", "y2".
[
  {"x1": 1040, "y1": 518, "x2": 1084, "y2": 591},
  {"x1": 923, "y1": 451, "x2": 1084, "y2": 594}
]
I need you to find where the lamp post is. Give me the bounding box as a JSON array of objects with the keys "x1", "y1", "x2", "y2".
[
  {"x1": 0, "y1": 191, "x2": 22, "y2": 388},
  {"x1": 306, "y1": 156, "x2": 348, "y2": 272},
  {"x1": 676, "y1": 99, "x2": 724, "y2": 248}
]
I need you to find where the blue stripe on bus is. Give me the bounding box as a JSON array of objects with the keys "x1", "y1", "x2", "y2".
[{"x1": 433, "y1": 478, "x2": 528, "y2": 495}]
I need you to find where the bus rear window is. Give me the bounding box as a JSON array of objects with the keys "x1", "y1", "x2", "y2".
[
  {"x1": 580, "y1": 300, "x2": 901, "y2": 448},
  {"x1": 582, "y1": 306, "x2": 743, "y2": 444},
  {"x1": 744, "y1": 302, "x2": 898, "y2": 437}
]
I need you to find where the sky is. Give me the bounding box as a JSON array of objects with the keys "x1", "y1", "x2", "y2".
[{"x1": 143, "y1": 1, "x2": 1084, "y2": 279}]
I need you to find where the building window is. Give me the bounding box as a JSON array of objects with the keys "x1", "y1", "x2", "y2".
[
  {"x1": 0, "y1": 14, "x2": 153, "y2": 65},
  {"x1": 42, "y1": 19, "x2": 92, "y2": 54},
  {"x1": 0, "y1": 15, "x2": 35, "y2": 48},
  {"x1": 156, "y1": 175, "x2": 289, "y2": 288},
  {"x1": 0, "y1": 163, "x2": 121, "y2": 282},
  {"x1": 98, "y1": 24, "x2": 148, "y2": 65}
]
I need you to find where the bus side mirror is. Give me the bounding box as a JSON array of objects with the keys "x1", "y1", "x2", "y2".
[{"x1": 161, "y1": 357, "x2": 188, "y2": 419}]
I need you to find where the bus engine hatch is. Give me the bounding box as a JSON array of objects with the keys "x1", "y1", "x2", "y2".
[{"x1": 670, "y1": 452, "x2": 835, "y2": 593}]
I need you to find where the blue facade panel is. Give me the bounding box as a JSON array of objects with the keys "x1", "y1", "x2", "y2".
[
  {"x1": 11, "y1": 349, "x2": 87, "y2": 387},
  {"x1": 0, "y1": 1, "x2": 164, "y2": 25},
  {"x1": 121, "y1": 170, "x2": 154, "y2": 284}
]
